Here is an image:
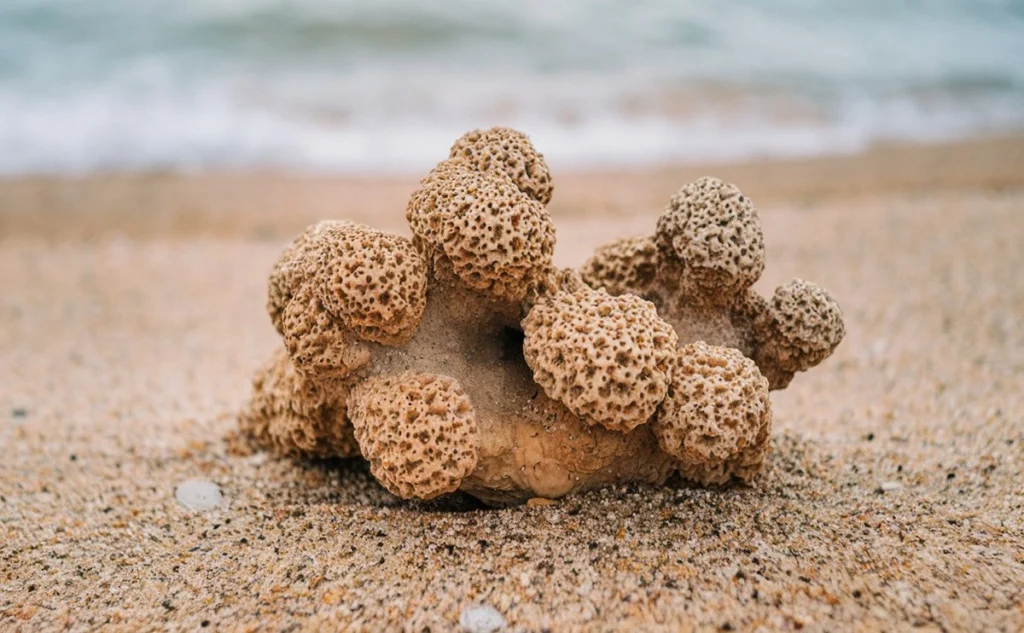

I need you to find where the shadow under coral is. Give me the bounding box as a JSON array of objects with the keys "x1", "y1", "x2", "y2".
[{"x1": 235, "y1": 431, "x2": 833, "y2": 515}]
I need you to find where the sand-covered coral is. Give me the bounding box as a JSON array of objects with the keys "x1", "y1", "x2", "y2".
[
  {"x1": 581, "y1": 176, "x2": 845, "y2": 390},
  {"x1": 239, "y1": 129, "x2": 839, "y2": 505}
]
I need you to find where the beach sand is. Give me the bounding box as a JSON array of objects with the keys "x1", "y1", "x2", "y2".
[{"x1": 2, "y1": 137, "x2": 1023, "y2": 631}]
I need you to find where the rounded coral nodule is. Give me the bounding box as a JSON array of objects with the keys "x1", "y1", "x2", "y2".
[
  {"x1": 240, "y1": 348, "x2": 360, "y2": 459},
  {"x1": 281, "y1": 292, "x2": 372, "y2": 381},
  {"x1": 656, "y1": 176, "x2": 766, "y2": 304},
  {"x1": 268, "y1": 220, "x2": 354, "y2": 335},
  {"x1": 405, "y1": 159, "x2": 474, "y2": 243},
  {"x1": 438, "y1": 174, "x2": 554, "y2": 301},
  {"x1": 312, "y1": 223, "x2": 429, "y2": 346},
  {"x1": 407, "y1": 161, "x2": 555, "y2": 303},
  {"x1": 522, "y1": 287, "x2": 678, "y2": 432},
  {"x1": 269, "y1": 221, "x2": 429, "y2": 381},
  {"x1": 653, "y1": 342, "x2": 772, "y2": 485},
  {"x1": 449, "y1": 126, "x2": 554, "y2": 205},
  {"x1": 347, "y1": 372, "x2": 480, "y2": 500},
  {"x1": 579, "y1": 236, "x2": 660, "y2": 300},
  {"x1": 758, "y1": 279, "x2": 846, "y2": 375}
]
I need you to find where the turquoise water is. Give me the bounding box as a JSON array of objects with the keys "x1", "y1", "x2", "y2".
[{"x1": 2, "y1": 0, "x2": 1023, "y2": 173}]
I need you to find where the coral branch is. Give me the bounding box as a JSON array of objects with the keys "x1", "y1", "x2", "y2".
[{"x1": 581, "y1": 177, "x2": 844, "y2": 390}]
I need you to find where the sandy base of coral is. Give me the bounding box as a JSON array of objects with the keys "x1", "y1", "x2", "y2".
[{"x1": 2, "y1": 136, "x2": 1023, "y2": 631}]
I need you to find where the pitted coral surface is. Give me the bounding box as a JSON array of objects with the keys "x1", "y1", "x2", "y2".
[
  {"x1": 522, "y1": 288, "x2": 677, "y2": 432},
  {"x1": 582, "y1": 176, "x2": 845, "y2": 391}
]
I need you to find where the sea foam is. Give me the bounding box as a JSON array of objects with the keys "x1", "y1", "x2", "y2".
[{"x1": 1, "y1": 0, "x2": 1022, "y2": 174}]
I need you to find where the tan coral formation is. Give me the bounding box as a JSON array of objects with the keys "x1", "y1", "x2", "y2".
[
  {"x1": 581, "y1": 176, "x2": 845, "y2": 390},
  {"x1": 239, "y1": 130, "x2": 833, "y2": 505}
]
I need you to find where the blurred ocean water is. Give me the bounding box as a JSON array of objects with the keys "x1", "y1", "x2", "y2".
[{"x1": 2, "y1": 0, "x2": 1023, "y2": 173}]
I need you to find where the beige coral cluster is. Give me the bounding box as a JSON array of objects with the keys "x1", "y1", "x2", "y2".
[
  {"x1": 239, "y1": 127, "x2": 845, "y2": 506},
  {"x1": 581, "y1": 176, "x2": 846, "y2": 391}
]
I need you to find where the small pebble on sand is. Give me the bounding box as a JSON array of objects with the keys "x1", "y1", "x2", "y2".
[
  {"x1": 459, "y1": 604, "x2": 506, "y2": 633},
  {"x1": 175, "y1": 479, "x2": 223, "y2": 510}
]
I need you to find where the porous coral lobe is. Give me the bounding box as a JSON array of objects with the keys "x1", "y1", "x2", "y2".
[
  {"x1": 348, "y1": 372, "x2": 479, "y2": 500},
  {"x1": 767, "y1": 279, "x2": 845, "y2": 367},
  {"x1": 268, "y1": 221, "x2": 428, "y2": 384},
  {"x1": 656, "y1": 176, "x2": 766, "y2": 304},
  {"x1": 653, "y1": 341, "x2": 771, "y2": 485},
  {"x1": 309, "y1": 223, "x2": 428, "y2": 346},
  {"x1": 407, "y1": 161, "x2": 555, "y2": 304},
  {"x1": 405, "y1": 160, "x2": 477, "y2": 243},
  {"x1": 753, "y1": 279, "x2": 845, "y2": 390},
  {"x1": 522, "y1": 287, "x2": 677, "y2": 432},
  {"x1": 580, "y1": 236, "x2": 660, "y2": 300},
  {"x1": 267, "y1": 220, "x2": 355, "y2": 334},
  {"x1": 441, "y1": 185, "x2": 553, "y2": 300},
  {"x1": 449, "y1": 127, "x2": 554, "y2": 205},
  {"x1": 240, "y1": 348, "x2": 359, "y2": 459},
  {"x1": 280, "y1": 288, "x2": 374, "y2": 381}
]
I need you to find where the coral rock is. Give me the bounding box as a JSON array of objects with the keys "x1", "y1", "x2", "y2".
[{"x1": 239, "y1": 131, "x2": 828, "y2": 506}]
